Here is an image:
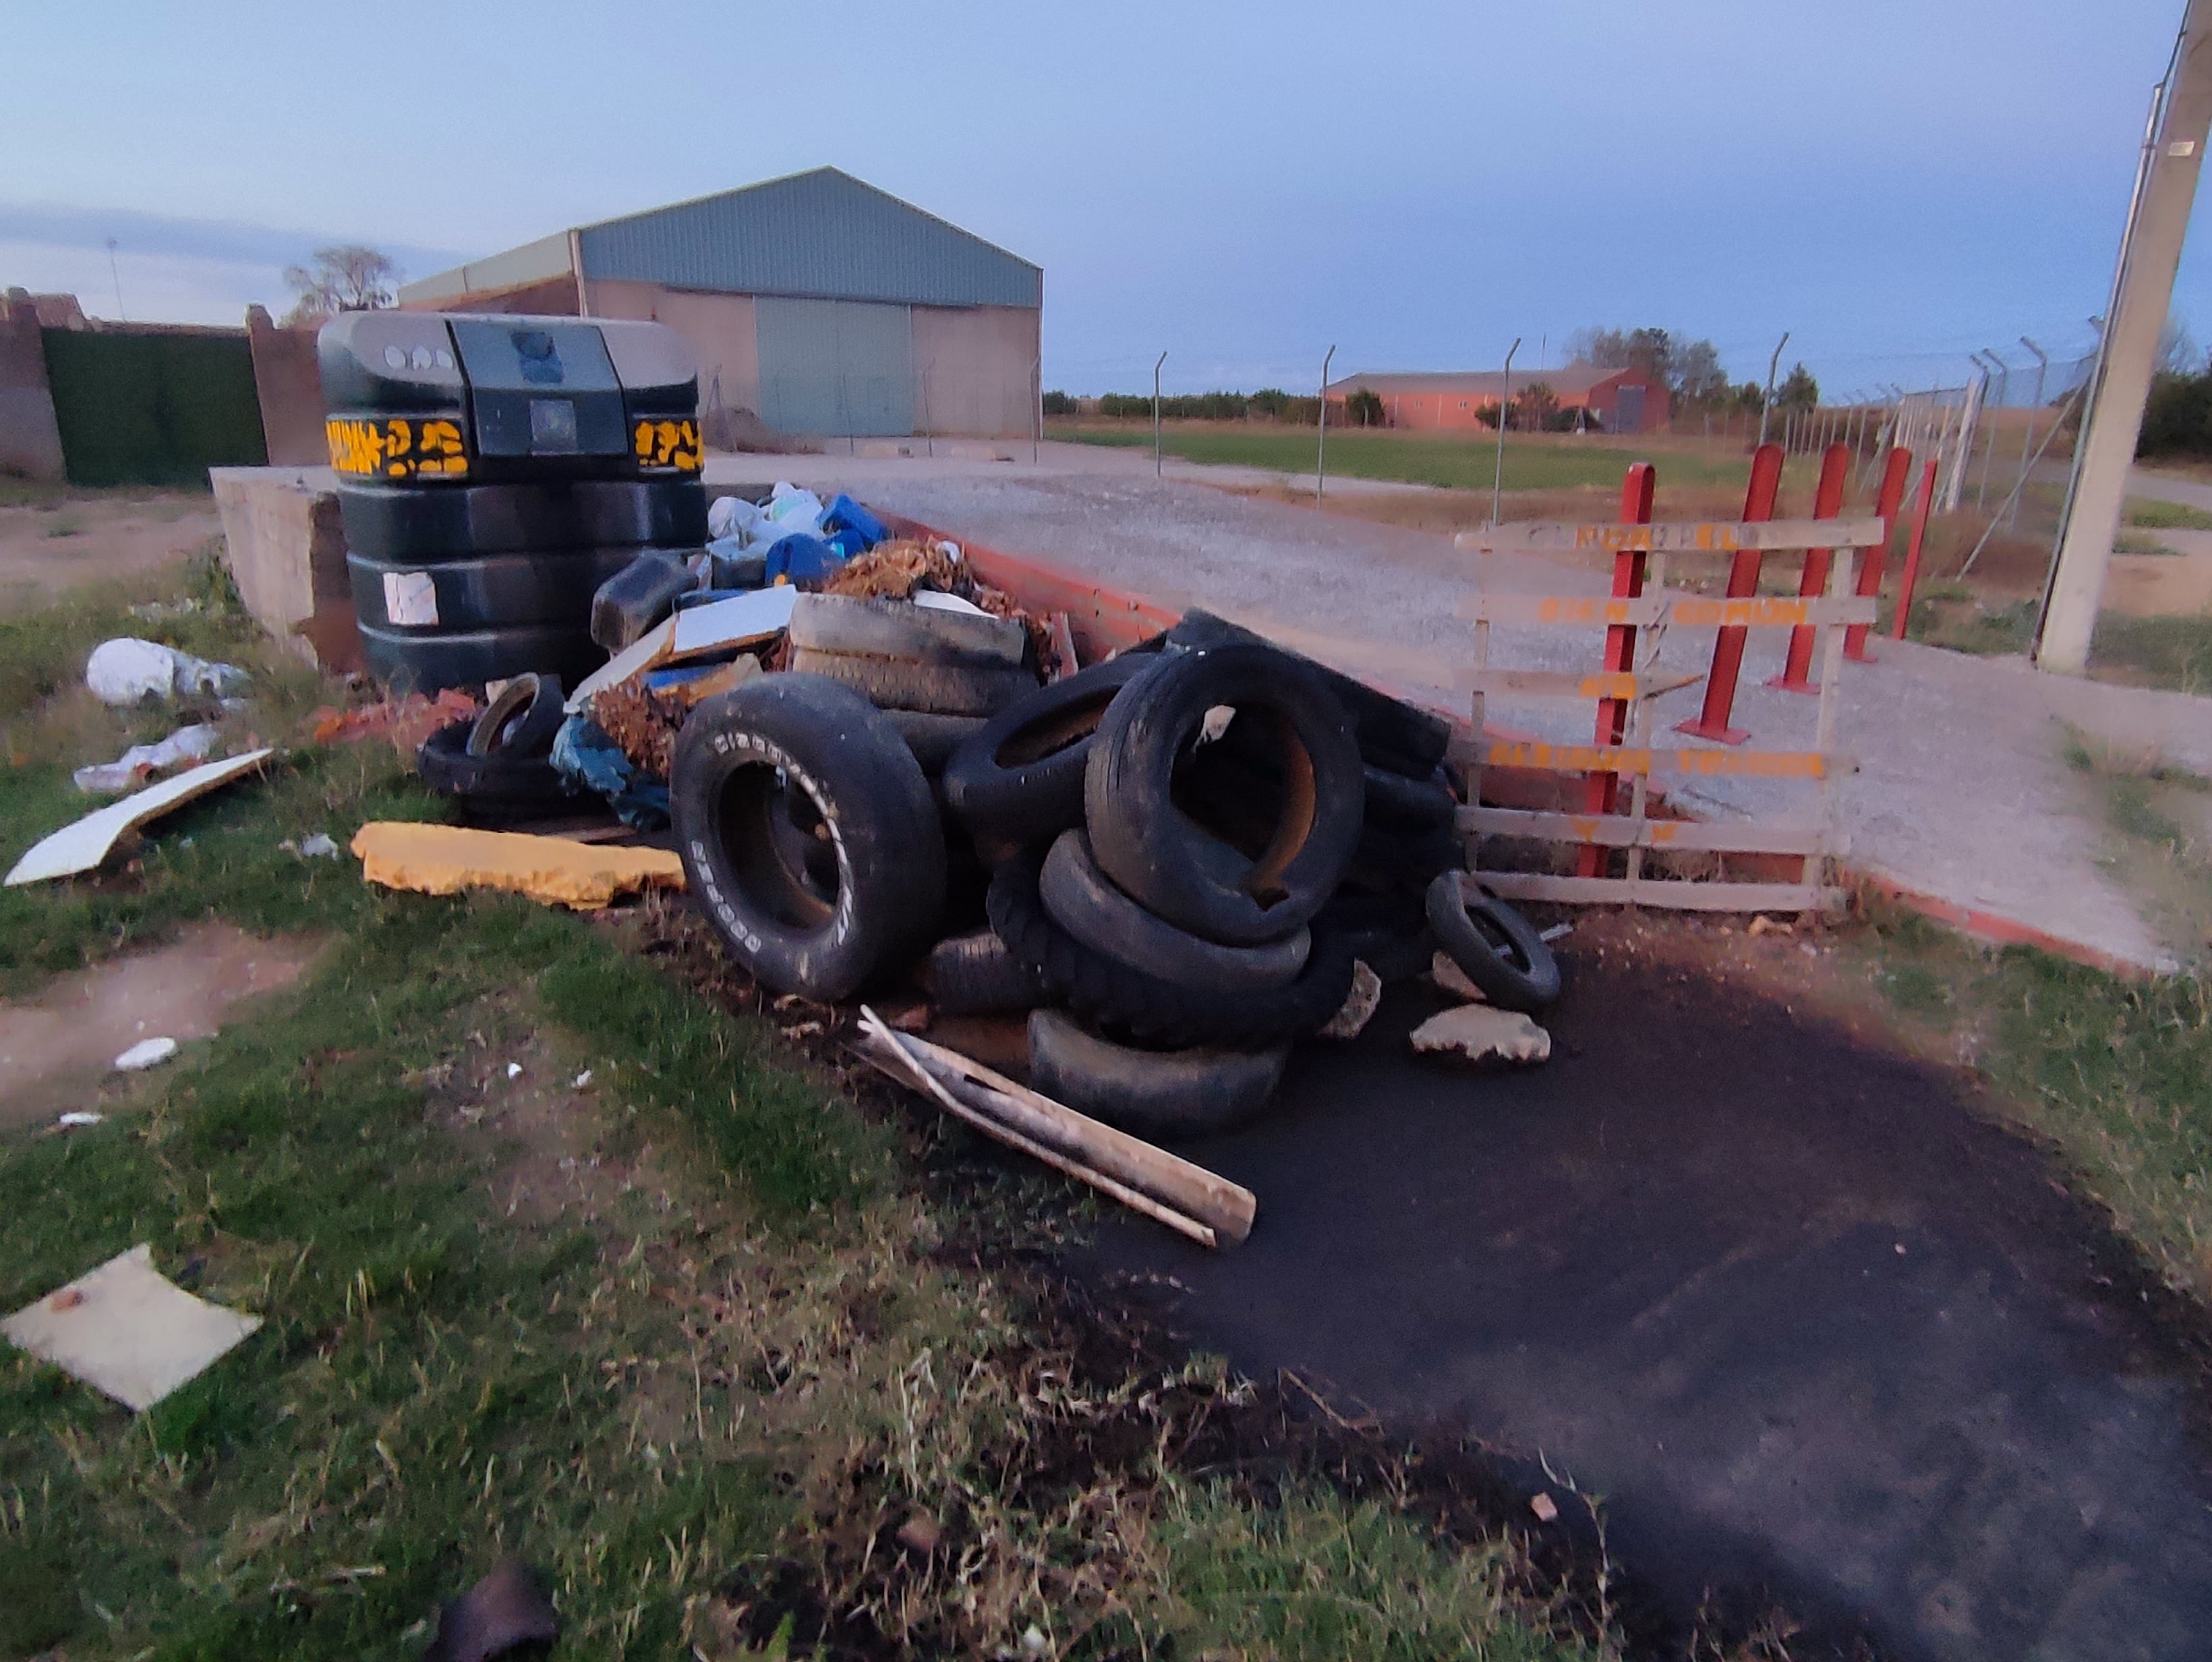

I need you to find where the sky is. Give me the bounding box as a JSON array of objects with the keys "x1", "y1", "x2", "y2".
[{"x1": 3, "y1": 0, "x2": 2205, "y2": 401}]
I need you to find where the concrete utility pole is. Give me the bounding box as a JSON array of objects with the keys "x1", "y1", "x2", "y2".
[{"x1": 2041, "y1": 0, "x2": 2212, "y2": 674}]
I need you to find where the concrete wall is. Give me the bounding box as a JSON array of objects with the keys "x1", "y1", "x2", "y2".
[
  {"x1": 0, "y1": 289, "x2": 66, "y2": 480},
  {"x1": 210, "y1": 465, "x2": 357, "y2": 672},
  {"x1": 245, "y1": 306, "x2": 328, "y2": 467},
  {"x1": 912, "y1": 304, "x2": 1037, "y2": 439},
  {"x1": 586, "y1": 280, "x2": 761, "y2": 420}
]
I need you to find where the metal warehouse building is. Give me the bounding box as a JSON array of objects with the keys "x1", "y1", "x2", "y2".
[{"x1": 398, "y1": 168, "x2": 1041, "y2": 442}]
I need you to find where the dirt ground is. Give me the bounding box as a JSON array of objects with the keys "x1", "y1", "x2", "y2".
[
  {"x1": 1063, "y1": 911, "x2": 2212, "y2": 1661},
  {"x1": 0, "y1": 490, "x2": 220, "y2": 610},
  {"x1": 0, "y1": 922, "x2": 319, "y2": 1130}
]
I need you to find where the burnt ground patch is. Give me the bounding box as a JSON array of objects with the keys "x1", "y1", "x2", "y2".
[{"x1": 1064, "y1": 950, "x2": 2212, "y2": 1662}]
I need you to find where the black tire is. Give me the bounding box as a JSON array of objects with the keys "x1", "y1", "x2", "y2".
[
  {"x1": 1085, "y1": 642, "x2": 1363, "y2": 946},
  {"x1": 672, "y1": 673, "x2": 946, "y2": 1001},
  {"x1": 1040, "y1": 830, "x2": 1310, "y2": 992},
  {"x1": 787, "y1": 646, "x2": 1037, "y2": 719},
  {"x1": 338, "y1": 479, "x2": 709, "y2": 560},
  {"x1": 1027, "y1": 1010, "x2": 1287, "y2": 1140},
  {"x1": 788, "y1": 593, "x2": 1028, "y2": 668},
  {"x1": 347, "y1": 547, "x2": 643, "y2": 633},
  {"x1": 1343, "y1": 821, "x2": 1467, "y2": 898},
  {"x1": 416, "y1": 719, "x2": 577, "y2": 820},
  {"x1": 1314, "y1": 890, "x2": 1435, "y2": 984},
  {"x1": 987, "y1": 851, "x2": 1354, "y2": 1049},
  {"x1": 360, "y1": 623, "x2": 605, "y2": 695},
  {"x1": 1424, "y1": 871, "x2": 1561, "y2": 1013},
  {"x1": 1362, "y1": 765, "x2": 1458, "y2": 832},
  {"x1": 940, "y1": 656, "x2": 1155, "y2": 847},
  {"x1": 881, "y1": 710, "x2": 987, "y2": 775},
  {"x1": 919, "y1": 929, "x2": 1048, "y2": 1016},
  {"x1": 468, "y1": 672, "x2": 564, "y2": 758},
  {"x1": 1164, "y1": 608, "x2": 1451, "y2": 778}
]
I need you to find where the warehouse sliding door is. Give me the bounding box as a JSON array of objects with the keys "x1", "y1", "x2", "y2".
[{"x1": 755, "y1": 297, "x2": 914, "y2": 438}]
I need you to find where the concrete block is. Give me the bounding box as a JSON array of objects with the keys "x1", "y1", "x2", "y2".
[
  {"x1": 210, "y1": 465, "x2": 359, "y2": 672},
  {"x1": 245, "y1": 305, "x2": 330, "y2": 467},
  {"x1": 0, "y1": 289, "x2": 66, "y2": 482}
]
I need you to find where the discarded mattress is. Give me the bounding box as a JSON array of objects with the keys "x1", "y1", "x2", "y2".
[{"x1": 350, "y1": 821, "x2": 686, "y2": 910}]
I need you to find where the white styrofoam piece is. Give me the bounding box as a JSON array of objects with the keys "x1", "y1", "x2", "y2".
[
  {"x1": 566, "y1": 618, "x2": 676, "y2": 712},
  {"x1": 2, "y1": 1244, "x2": 262, "y2": 1412},
  {"x1": 912, "y1": 590, "x2": 988, "y2": 616},
  {"x1": 670, "y1": 585, "x2": 798, "y2": 659},
  {"x1": 5, "y1": 749, "x2": 273, "y2": 887}
]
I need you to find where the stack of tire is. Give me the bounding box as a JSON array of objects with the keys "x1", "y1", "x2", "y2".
[
  {"x1": 318, "y1": 310, "x2": 708, "y2": 694},
  {"x1": 670, "y1": 600, "x2": 1561, "y2": 1143}
]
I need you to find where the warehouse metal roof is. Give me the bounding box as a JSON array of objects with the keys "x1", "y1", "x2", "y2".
[{"x1": 400, "y1": 169, "x2": 1040, "y2": 310}]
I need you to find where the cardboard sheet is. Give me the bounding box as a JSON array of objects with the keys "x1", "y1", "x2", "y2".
[
  {"x1": 5, "y1": 749, "x2": 274, "y2": 886},
  {"x1": 2, "y1": 1244, "x2": 261, "y2": 1411}
]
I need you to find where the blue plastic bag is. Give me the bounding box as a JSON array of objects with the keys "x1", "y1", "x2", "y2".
[
  {"x1": 821, "y1": 493, "x2": 887, "y2": 550},
  {"x1": 550, "y1": 714, "x2": 670, "y2": 830},
  {"x1": 762, "y1": 533, "x2": 846, "y2": 587}
]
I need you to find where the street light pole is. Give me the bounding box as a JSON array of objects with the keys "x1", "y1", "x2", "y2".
[
  {"x1": 1492, "y1": 337, "x2": 1520, "y2": 525},
  {"x1": 1316, "y1": 344, "x2": 1336, "y2": 504}
]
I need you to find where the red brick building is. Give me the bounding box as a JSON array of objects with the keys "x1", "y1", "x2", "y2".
[{"x1": 1325, "y1": 362, "x2": 1670, "y2": 434}]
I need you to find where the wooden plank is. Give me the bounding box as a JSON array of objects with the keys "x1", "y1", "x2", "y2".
[
  {"x1": 853, "y1": 1013, "x2": 1227, "y2": 1249},
  {"x1": 1463, "y1": 593, "x2": 1877, "y2": 629},
  {"x1": 1461, "y1": 668, "x2": 1704, "y2": 701},
  {"x1": 1478, "y1": 740, "x2": 1838, "y2": 780},
  {"x1": 1466, "y1": 871, "x2": 1842, "y2": 913},
  {"x1": 1454, "y1": 517, "x2": 1888, "y2": 555},
  {"x1": 883, "y1": 1019, "x2": 1258, "y2": 1244},
  {"x1": 1457, "y1": 806, "x2": 1830, "y2": 855}
]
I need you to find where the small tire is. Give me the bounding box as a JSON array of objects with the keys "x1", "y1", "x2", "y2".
[
  {"x1": 416, "y1": 719, "x2": 577, "y2": 821},
  {"x1": 1085, "y1": 641, "x2": 1363, "y2": 946},
  {"x1": 941, "y1": 656, "x2": 1155, "y2": 847},
  {"x1": 1165, "y1": 608, "x2": 1451, "y2": 778},
  {"x1": 468, "y1": 672, "x2": 564, "y2": 758},
  {"x1": 881, "y1": 710, "x2": 987, "y2": 775},
  {"x1": 788, "y1": 646, "x2": 1037, "y2": 718},
  {"x1": 1040, "y1": 830, "x2": 1309, "y2": 992},
  {"x1": 337, "y1": 478, "x2": 708, "y2": 559},
  {"x1": 1027, "y1": 1010, "x2": 1287, "y2": 1141},
  {"x1": 1424, "y1": 871, "x2": 1561, "y2": 1013},
  {"x1": 919, "y1": 929, "x2": 1048, "y2": 1016},
  {"x1": 987, "y1": 851, "x2": 1354, "y2": 1050},
  {"x1": 672, "y1": 673, "x2": 946, "y2": 1001},
  {"x1": 789, "y1": 592, "x2": 1028, "y2": 668}
]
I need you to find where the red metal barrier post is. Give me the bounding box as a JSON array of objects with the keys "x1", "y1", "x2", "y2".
[
  {"x1": 1768, "y1": 443, "x2": 1850, "y2": 693},
  {"x1": 1578, "y1": 461, "x2": 1657, "y2": 877},
  {"x1": 1844, "y1": 446, "x2": 1914, "y2": 663},
  {"x1": 1890, "y1": 457, "x2": 1941, "y2": 641},
  {"x1": 1675, "y1": 442, "x2": 1783, "y2": 744}
]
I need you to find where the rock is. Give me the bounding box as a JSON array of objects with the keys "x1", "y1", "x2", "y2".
[
  {"x1": 1316, "y1": 960, "x2": 1384, "y2": 1040},
  {"x1": 1425, "y1": 950, "x2": 1488, "y2": 1003},
  {"x1": 1530, "y1": 1491, "x2": 1559, "y2": 1522},
  {"x1": 1409, "y1": 1004, "x2": 1550, "y2": 1066}
]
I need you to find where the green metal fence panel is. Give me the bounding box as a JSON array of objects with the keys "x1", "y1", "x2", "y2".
[{"x1": 41, "y1": 329, "x2": 268, "y2": 487}]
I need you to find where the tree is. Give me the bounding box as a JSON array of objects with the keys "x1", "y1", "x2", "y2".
[
  {"x1": 283, "y1": 245, "x2": 399, "y2": 326},
  {"x1": 1776, "y1": 363, "x2": 1820, "y2": 410},
  {"x1": 1344, "y1": 388, "x2": 1385, "y2": 427},
  {"x1": 1512, "y1": 380, "x2": 1559, "y2": 431},
  {"x1": 1571, "y1": 325, "x2": 1730, "y2": 403}
]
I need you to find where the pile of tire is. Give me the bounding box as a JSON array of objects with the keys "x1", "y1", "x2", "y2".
[
  {"x1": 319, "y1": 310, "x2": 708, "y2": 694},
  {"x1": 670, "y1": 602, "x2": 1559, "y2": 1143}
]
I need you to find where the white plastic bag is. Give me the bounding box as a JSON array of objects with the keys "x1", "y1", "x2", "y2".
[
  {"x1": 85, "y1": 638, "x2": 249, "y2": 706},
  {"x1": 707, "y1": 495, "x2": 766, "y2": 542},
  {"x1": 71, "y1": 724, "x2": 221, "y2": 793}
]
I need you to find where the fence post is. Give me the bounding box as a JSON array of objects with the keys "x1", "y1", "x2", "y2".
[
  {"x1": 1890, "y1": 457, "x2": 1942, "y2": 640},
  {"x1": 1578, "y1": 461, "x2": 1657, "y2": 877},
  {"x1": 1675, "y1": 442, "x2": 1782, "y2": 745},
  {"x1": 1844, "y1": 445, "x2": 1914, "y2": 662},
  {"x1": 1768, "y1": 443, "x2": 1851, "y2": 693}
]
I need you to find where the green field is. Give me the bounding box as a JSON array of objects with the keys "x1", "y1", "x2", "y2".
[{"x1": 1058, "y1": 422, "x2": 1753, "y2": 494}]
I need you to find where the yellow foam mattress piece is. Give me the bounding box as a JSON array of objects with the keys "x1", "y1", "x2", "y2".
[{"x1": 351, "y1": 822, "x2": 685, "y2": 911}]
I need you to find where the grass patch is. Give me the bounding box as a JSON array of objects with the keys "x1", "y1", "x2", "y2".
[
  {"x1": 1896, "y1": 582, "x2": 2038, "y2": 656},
  {"x1": 2126, "y1": 498, "x2": 2212, "y2": 532},
  {"x1": 2090, "y1": 611, "x2": 2212, "y2": 695},
  {"x1": 0, "y1": 565, "x2": 1600, "y2": 1660},
  {"x1": 2114, "y1": 529, "x2": 2176, "y2": 556},
  {"x1": 1054, "y1": 422, "x2": 1749, "y2": 493}
]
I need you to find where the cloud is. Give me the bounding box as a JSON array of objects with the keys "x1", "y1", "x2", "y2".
[{"x1": 0, "y1": 202, "x2": 460, "y2": 286}]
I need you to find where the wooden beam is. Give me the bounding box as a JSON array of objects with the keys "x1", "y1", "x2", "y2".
[
  {"x1": 1462, "y1": 593, "x2": 1878, "y2": 629},
  {"x1": 1478, "y1": 740, "x2": 1840, "y2": 780},
  {"x1": 1459, "y1": 668, "x2": 1704, "y2": 701},
  {"x1": 1465, "y1": 871, "x2": 1842, "y2": 913},
  {"x1": 1458, "y1": 805, "x2": 1830, "y2": 855},
  {"x1": 1454, "y1": 517, "x2": 1888, "y2": 555}
]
